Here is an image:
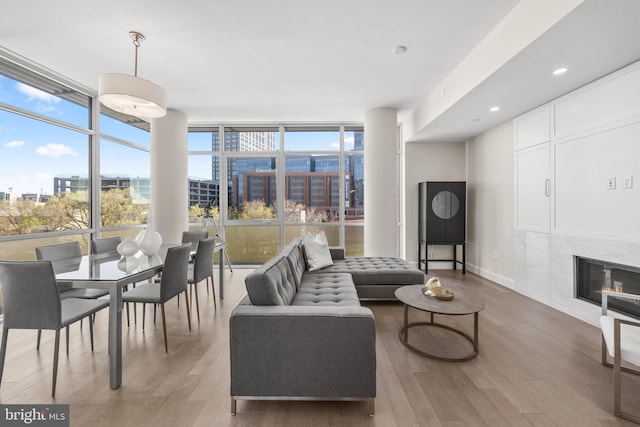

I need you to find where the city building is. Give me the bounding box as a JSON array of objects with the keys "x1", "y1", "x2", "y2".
[
  {"x1": 54, "y1": 175, "x2": 151, "y2": 204},
  {"x1": 54, "y1": 175, "x2": 218, "y2": 207}
]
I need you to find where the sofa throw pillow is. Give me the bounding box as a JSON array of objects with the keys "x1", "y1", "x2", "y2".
[{"x1": 302, "y1": 231, "x2": 333, "y2": 272}]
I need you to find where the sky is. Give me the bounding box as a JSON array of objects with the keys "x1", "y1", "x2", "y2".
[{"x1": 1, "y1": 73, "x2": 360, "y2": 195}]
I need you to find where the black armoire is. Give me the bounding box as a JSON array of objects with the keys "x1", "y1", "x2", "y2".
[{"x1": 418, "y1": 181, "x2": 466, "y2": 274}]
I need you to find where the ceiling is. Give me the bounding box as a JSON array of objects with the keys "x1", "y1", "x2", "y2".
[{"x1": 1, "y1": 0, "x2": 640, "y2": 142}]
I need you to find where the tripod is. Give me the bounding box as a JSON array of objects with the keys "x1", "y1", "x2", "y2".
[{"x1": 202, "y1": 201, "x2": 233, "y2": 273}]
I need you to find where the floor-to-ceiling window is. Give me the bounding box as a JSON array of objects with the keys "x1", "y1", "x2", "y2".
[
  {"x1": 188, "y1": 125, "x2": 364, "y2": 265},
  {"x1": 98, "y1": 113, "x2": 151, "y2": 241},
  {"x1": 0, "y1": 56, "x2": 151, "y2": 262}
]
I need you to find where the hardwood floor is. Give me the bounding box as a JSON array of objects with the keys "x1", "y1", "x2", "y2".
[{"x1": 1, "y1": 269, "x2": 638, "y2": 426}]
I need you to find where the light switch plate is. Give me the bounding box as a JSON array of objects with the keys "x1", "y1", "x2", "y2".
[
  {"x1": 623, "y1": 174, "x2": 633, "y2": 189},
  {"x1": 607, "y1": 177, "x2": 616, "y2": 190}
]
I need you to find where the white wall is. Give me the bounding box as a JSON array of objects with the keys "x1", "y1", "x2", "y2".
[
  {"x1": 465, "y1": 122, "x2": 514, "y2": 286},
  {"x1": 403, "y1": 140, "x2": 466, "y2": 265}
]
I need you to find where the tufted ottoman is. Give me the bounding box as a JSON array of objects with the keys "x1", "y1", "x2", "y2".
[{"x1": 306, "y1": 254, "x2": 427, "y2": 300}]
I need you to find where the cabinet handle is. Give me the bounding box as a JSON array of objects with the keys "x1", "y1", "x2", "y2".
[{"x1": 545, "y1": 179, "x2": 550, "y2": 197}]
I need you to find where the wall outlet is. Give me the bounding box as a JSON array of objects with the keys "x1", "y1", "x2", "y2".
[
  {"x1": 623, "y1": 174, "x2": 633, "y2": 189},
  {"x1": 607, "y1": 177, "x2": 616, "y2": 190}
]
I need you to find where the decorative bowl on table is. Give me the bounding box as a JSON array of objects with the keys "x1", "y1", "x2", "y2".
[
  {"x1": 432, "y1": 288, "x2": 455, "y2": 300},
  {"x1": 422, "y1": 287, "x2": 455, "y2": 301}
]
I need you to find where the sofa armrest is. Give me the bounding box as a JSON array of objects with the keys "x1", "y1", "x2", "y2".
[
  {"x1": 230, "y1": 301, "x2": 376, "y2": 399},
  {"x1": 329, "y1": 247, "x2": 345, "y2": 260}
]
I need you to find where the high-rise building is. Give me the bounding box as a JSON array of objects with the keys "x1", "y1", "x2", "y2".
[{"x1": 210, "y1": 130, "x2": 277, "y2": 182}]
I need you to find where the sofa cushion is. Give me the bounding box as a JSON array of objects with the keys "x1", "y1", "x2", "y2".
[
  {"x1": 245, "y1": 256, "x2": 296, "y2": 306},
  {"x1": 282, "y1": 239, "x2": 305, "y2": 289},
  {"x1": 292, "y1": 273, "x2": 360, "y2": 306},
  {"x1": 302, "y1": 231, "x2": 333, "y2": 271},
  {"x1": 307, "y1": 257, "x2": 425, "y2": 286}
]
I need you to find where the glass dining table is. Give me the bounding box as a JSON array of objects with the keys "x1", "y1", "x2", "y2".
[{"x1": 52, "y1": 242, "x2": 226, "y2": 389}]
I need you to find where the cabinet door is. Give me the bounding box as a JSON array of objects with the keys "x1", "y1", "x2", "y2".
[
  {"x1": 424, "y1": 181, "x2": 466, "y2": 243},
  {"x1": 515, "y1": 144, "x2": 550, "y2": 233},
  {"x1": 514, "y1": 104, "x2": 550, "y2": 150}
]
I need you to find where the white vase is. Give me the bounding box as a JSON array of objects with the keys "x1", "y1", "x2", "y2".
[
  {"x1": 117, "y1": 237, "x2": 139, "y2": 257},
  {"x1": 137, "y1": 207, "x2": 162, "y2": 256},
  {"x1": 117, "y1": 256, "x2": 140, "y2": 273}
]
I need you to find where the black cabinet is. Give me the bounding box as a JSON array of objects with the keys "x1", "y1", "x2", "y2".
[{"x1": 418, "y1": 181, "x2": 466, "y2": 273}]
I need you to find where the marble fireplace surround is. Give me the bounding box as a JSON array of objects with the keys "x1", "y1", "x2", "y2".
[{"x1": 513, "y1": 230, "x2": 640, "y2": 327}]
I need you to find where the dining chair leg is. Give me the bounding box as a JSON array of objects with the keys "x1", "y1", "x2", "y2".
[
  {"x1": 0, "y1": 328, "x2": 9, "y2": 386},
  {"x1": 153, "y1": 304, "x2": 157, "y2": 324},
  {"x1": 184, "y1": 290, "x2": 192, "y2": 331},
  {"x1": 37, "y1": 330, "x2": 42, "y2": 350},
  {"x1": 142, "y1": 303, "x2": 146, "y2": 330},
  {"x1": 160, "y1": 304, "x2": 168, "y2": 353},
  {"x1": 52, "y1": 329, "x2": 60, "y2": 397},
  {"x1": 65, "y1": 325, "x2": 70, "y2": 354},
  {"x1": 209, "y1": 275, "x2": 216, "y2": 309},
  {"x1": 89, "y1": 316, "x2": 95, "y2": 352},
  {"x1": 132, "y1": 283, "x2": 137, "y2": 326},
  {"x1": 193, "y1": 283, "x2": 201, "y2": 324},
  {"x1": 126, "y1": 303, "x2": 130, "y2": 328}
]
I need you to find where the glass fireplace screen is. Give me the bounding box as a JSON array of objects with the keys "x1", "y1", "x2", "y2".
[{"x1": 575, "y1": 256, "x2": 640, "y2": 320}]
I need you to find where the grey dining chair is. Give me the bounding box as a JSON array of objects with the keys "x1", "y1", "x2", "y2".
[
  {"x1": 121, "y1": 244, "x2": 192, "y2": 352},
  {"x1": 35, "y1": 242, "x2": 109, "y2": 300},
  {"x1": 181, "y1": 231, "x2": 209, "y2": 249},
  {"x1": 188, "y1": 237, "x2": 217, "y2": 323},
  {"x1": 0, "y1": 260, "x2": 109, "y2": 397},
  {"x1": 35, "y1": 242, "x2": 110, "y2": 351},
  {"x1": 90, "y1": 236, "x2": 122, "y2": 254},
  {"x1": 90, "y1": 236, "x2": 140, "y2": 325}
]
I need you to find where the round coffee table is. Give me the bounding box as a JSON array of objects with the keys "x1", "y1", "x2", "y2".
[{"x1": 395, "y1": 283, "x2": 485, "y2": 362}]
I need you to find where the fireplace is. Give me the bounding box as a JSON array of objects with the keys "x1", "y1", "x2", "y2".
[{"x1": 575, "y1": 256, "x2": 640, "y2": 319}]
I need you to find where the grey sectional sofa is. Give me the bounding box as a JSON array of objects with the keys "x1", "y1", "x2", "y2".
[{"x1": 229, "y1": 238, "x2": 425, "y2": 415}]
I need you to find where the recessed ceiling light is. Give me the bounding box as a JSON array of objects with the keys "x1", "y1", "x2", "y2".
[
  {"x1": 392, "y1": 45, "x2": 407, "y2": 55},
  {"x1": 553, "y1": 67, "x2": 568, "y2": 75},
  {"x1": 489, "y1": 106, "x2": 500, "y2": 112}
]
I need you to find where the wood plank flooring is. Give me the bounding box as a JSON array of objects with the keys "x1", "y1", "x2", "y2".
[{"x1": 0, "y1": 269, "x2": 638, "y2": 426}]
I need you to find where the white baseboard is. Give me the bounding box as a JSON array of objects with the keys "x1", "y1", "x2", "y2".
[
  {"x1": 465, "y1": 263, "x2": 515, "y2": 289},
  {"x1": 410, "y1": 261, "x2": 515, "y2": 290},
  {"x1": 410, "y1": 260, "x2": 463, "y2": 271}
]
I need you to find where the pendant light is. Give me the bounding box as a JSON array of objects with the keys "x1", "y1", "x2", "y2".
[{"x1": 99, "y1": 31, "x2": 167, "y2": 119}]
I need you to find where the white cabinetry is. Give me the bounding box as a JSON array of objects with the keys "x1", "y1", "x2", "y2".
[
  {"x1": 514, "y1": 105, "x2": 550, "y2": 233},
  {"x1": 515, "y1": 144, "x2": 550, "y2": 232},
  {"x1": 553, "y1": 64, "x2": 640, "y2": 139},
  {"x1": 515, "y1": 104, "x2": 549, "y2": 150}
]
